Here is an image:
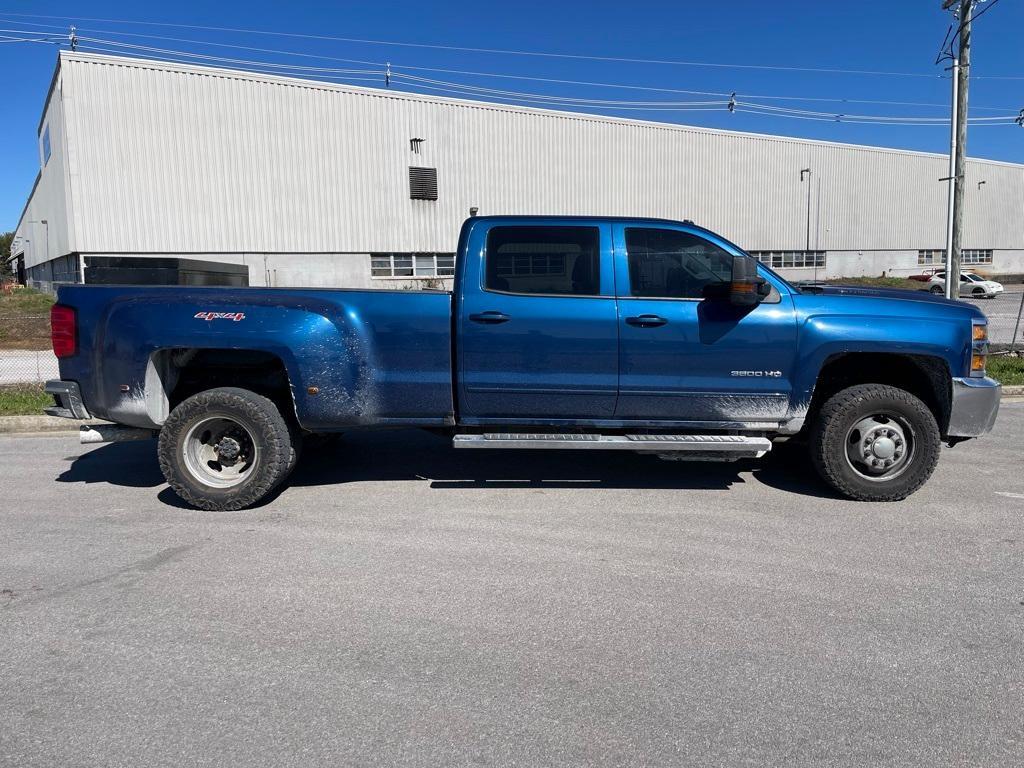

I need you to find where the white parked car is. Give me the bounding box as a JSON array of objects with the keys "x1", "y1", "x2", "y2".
[{"x1": 925, "y1": 270, "x2": 1003, "y2": 299}]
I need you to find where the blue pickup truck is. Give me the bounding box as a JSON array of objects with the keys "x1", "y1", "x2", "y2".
[{"x1": 45, "y1": 216, "x2": 999, "y2": 510}]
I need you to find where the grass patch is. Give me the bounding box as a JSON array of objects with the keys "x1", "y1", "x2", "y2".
[
  {"x1": 0, "y1": 287, "x2": 53, "y2": 350},
  {"x1": 987, "y1": 355, "x2": 1024, "y2": 386},
  {"x1": 0, "y1": 384, "x2": 52, "y2": 417},
  {"x1": 0, "y1": 287, "x2": 55, "y2": 315}
]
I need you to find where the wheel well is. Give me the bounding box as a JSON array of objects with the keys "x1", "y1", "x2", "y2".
[
  {"x1": 151, "y1": 348, "x2": 297, "y2": 425},
  {"x1": 808, "y1": 353, "x2": 952, "y2": 435}
]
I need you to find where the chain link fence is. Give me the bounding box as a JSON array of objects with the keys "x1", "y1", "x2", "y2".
[
  {"x1": 963, "y1": 289, "x2": 1024, "y2": 350},
  {"x1": 0, "y1": 315, "x2": 55, "y2": 385}
]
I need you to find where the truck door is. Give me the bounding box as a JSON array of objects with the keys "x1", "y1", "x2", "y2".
[
  {"x1": 612, "y1": 223, "x2": 797, "y2": 423},
  {"x1": 458, "y1": 222, "x2": 619, "y2": 420}
]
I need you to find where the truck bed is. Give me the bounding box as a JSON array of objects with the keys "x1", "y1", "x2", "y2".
[{"x1": 56, "y1": 285, "x2": 455, "y2": 430}]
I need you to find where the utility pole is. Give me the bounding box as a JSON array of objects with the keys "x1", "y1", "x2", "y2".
[
  {"x1": 941, "y1": 56, "x2": 959, "y2": 299},
  {"x1": 943, "y1": 0, "x2": 974, "y2": 299}
]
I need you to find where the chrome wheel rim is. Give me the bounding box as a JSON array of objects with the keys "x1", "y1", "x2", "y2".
[
  {"x1": 182, "y1": 415, "x2": 259, "y2": 488},
  {"x1": 844, "y1": 413, "x2": 915, "y2": 482}
]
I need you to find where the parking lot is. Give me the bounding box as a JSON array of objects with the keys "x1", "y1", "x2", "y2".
[
  {"x1": 3, "y1": 402, "x2": 1024, "y2": 767},
  {"x1": 964, "y1": 285, "x2": 1024, "y2": 345}
]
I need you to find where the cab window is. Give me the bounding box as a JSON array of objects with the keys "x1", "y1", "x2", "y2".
[
  {"x1": 485, "y1": 226, "x2": 601, "y2": 296},
  {"x1": 624, "y1": 228, "x2": 732, "y2": 299}
]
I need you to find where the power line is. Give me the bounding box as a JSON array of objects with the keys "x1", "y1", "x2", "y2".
[
  {"x1": 966, "y1": 0, "x2": 1004, "y2": 24},
  {"x1": 938, "y1": 0, "x2": 1004, "y2": 68},
  {"x1": 1, "y1": 26, "x2": 1019, "y2": 128},
  {"x1": 737, "y1": 105, "x2": 1012, "y2": 126},
  {"x1": 4, "y1": 11, "x2": 1023, "y2": 79},
  {"x1": 54, "y1": 30, "x2": 1024, "y2": 111},
  {"x1": 0, "y1": 10, "x2": 968, "y2": 78},
  {"x1": 2, "y1": 18, "x2": 1020, "y2": 108},
  {"x1": 0, "y1": 35, "x2": 60, "y2": 43},
  {"x1": 71, "y1": 34, "x2": 1012, "y2": 119},
  {"x1": 736, "y1": 100, "x2": 1016, "y2": 124}
]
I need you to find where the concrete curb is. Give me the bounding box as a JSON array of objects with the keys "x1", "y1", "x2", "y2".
[
  {"x1": 0, "y1": 416, "x2": 110, "y2": 434},
  {"x1": 2, "y1": 387, "x2": 1023, "y2": 435}
]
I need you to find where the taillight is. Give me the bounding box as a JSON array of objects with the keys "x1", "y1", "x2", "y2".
[{"x1": 51, "y1": 304, "x2": 77, "y2": 358}]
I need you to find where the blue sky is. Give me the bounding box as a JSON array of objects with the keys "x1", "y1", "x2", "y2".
[{"x1": 1, "y1": 0, "x2": 1022, "y2": 230}]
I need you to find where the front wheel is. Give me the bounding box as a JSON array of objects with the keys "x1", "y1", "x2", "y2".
[
  {"x1": 158, "y1": 387, "x2": 294, "y2": 511},
  {"x1": 810, "y1": 384, "x2": 941, "y2": 501},
  {"x1": 930, "y1": 285, "x2": 944, "y2": 295}
]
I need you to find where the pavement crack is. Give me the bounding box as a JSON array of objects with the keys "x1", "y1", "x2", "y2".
[{"x1": 3, "y1": 543, "x2": 198, "y2": 608}]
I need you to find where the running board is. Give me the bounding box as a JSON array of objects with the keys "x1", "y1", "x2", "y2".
[{"x1": 453, "y1": 433, "x2": 771, "y2": 457}]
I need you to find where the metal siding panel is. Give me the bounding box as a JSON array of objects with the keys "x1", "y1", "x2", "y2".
[{"x1": 15, "y1": 73, "x2": 73, "y2": 269}]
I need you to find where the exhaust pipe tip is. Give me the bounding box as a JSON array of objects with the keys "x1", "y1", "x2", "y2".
[{"x1": 80, "y1": 424, "x2": 157, "y2": 444}]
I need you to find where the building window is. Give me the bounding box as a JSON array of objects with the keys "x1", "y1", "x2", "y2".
[
  {"x1": 41, "y1": 125, "x2": 51, "y2": 165},
  {"x1": 371, "y1": 253, "x2": 455, "y2": 278},
  {"x1": 919, "y1": 249, "x2": 992, "y2": 265},
  {"x1": 409, "y1": 167, "x2": 438, "y2": 200},
  {"x1": 485, "y1": 226, "x2": 601, "y2": 296},
  {"x1": 749, "y1": 251, "x2": 825, "y2": 268},
  {"x1": 961, "y1": 249, "x2": 993, "y2": 265}
]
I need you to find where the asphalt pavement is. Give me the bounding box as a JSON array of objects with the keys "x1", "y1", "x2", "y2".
[{"x1": 2, "y1": 403, "x2": 1024, "y2": 767}]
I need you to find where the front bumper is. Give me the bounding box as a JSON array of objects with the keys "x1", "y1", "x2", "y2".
[
  {"x1": 947, "y1": 376, "x2": 1000, "y2": 438},
  {"x1": 44, "y1": 380, "x2": 91, "y2": 420}
]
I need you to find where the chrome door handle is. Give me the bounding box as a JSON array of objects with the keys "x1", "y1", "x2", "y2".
[
  {"x1": 625, "y1": 314, "x2": 668, "y2": 327},
  {"x1": 469, "y1": 311, "x2": 511, "y2": 324}
]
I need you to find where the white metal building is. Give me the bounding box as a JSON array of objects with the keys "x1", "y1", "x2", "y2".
[{"x1": 11, "y1": 51, "x2": 1024, "y2": 289}]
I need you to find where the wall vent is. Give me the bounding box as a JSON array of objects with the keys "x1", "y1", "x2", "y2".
[{"x1": 409, "y1": 167, "x2": 438, "y2": 200}]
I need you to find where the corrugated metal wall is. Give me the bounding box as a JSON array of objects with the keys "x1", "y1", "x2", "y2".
[
  {"x1": 56, "y1": 52, "x2": 1024, "y2": 255},
  {"x1": 14, "y1": 78, "x2": 74, "y2": 271}
]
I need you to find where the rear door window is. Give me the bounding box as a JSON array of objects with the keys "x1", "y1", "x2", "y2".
[{"x1": 485, "y1": 226, "x2": 601, "y2": 296}]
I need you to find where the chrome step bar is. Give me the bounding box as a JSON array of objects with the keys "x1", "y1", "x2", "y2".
[{"x1": 453, "y1": 432, "x2": 771, "y2": 456}]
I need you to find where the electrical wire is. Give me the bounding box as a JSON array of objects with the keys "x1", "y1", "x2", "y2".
[
  {"x1": 389, "y1": 72, "x2": 725, "y2": 107},
  {"x1": 3, "y1": 19, "x2": 1019, "y2": 108},
  {"x1": 75, "y1": 44, "x2": 385, "y2": 82},
  {"x1": 967, "y1": 0, "x2": 1004, "y2": 24},
  {"x1": 935, "y1": 23, "x2": 954, "y2": 65},
  {"x1": 61, "y1": 32, "x2": 1020, "y2": 113},
  {"x1": 735, "y1": 100, "x2": 1017, "y2": 123},
  {"x1": 0, "y1": 10, "x2": 967, "y2": 78},
  {"x1": 1, "y1": 24, "x2": 1019, "y2": 129},
  {"x1": 4, "y1": 10, "x2": 1022, "y2": 79},
  {"x1": 0, "y1": 35, "x2": 60, "y2": 43},
  {"x1": 737, "y1": 106, "x2": 1014, "y2": 126},
  {"x1": 940, "y1": 0, "x2": 1005, "y2": 68},
  {"x1": 67, "y1": 37, "x2": 1024, "y2": 124}
]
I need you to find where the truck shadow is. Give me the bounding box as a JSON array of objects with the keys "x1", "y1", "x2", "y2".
[{"x1": 57, "y1": 429, "x2": 839, "y2": 506}]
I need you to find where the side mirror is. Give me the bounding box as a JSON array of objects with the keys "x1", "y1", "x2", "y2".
[{"x1": 730, "y1": 255, "x2": 767, "y2": 307}]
